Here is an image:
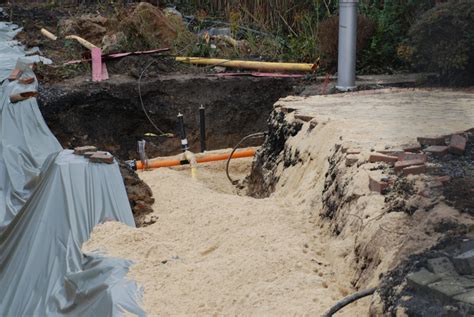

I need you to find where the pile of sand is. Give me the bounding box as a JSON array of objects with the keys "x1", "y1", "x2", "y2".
[{"x1": 83, "y1": 158, "x2": 367, "y2": 316}]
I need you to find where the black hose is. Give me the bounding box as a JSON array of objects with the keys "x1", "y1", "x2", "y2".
[
  {"x1": 226, "y1": 132, "x2": 266, "y2": 185},
  {"x1": 322, "y1": 287, "x2": 376, "y2": 317},
  {"x1": 138, "y1": 60, "x2": 171, "y2": 137}
]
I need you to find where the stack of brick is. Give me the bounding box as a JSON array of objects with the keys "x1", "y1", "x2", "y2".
[{"x1": 73, "y1": 146, "x2": 114, "y2": 164}]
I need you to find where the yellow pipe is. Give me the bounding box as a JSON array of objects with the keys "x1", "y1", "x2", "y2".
[{"x1": 176, "y1": 57, "x2": 317, "y2": 72}]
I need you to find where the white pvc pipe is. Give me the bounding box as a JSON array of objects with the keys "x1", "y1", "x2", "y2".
[{"x1": 336, "y1": 0, "x2": 358, "y2": 91}]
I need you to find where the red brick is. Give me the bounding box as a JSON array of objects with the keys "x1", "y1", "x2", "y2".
[
  {"x1": 397, "y1": 153, "x2": 427, "y2": 162},
  {"x1": 403, "y1": 144, "x2": 422, "y2": 153},
  {"x1": 403, "y1": 164, "x2": 426, "y2": 176},
  {"x1": 281, "y1": 106, "x2": 296, "y2": 113},
  {"x1": 369, "y1": 176, "x2": 389, "y2": 193},
  {"x1": 418, "y1": 189, "x2": 431, "y2": 198},
  {"x1": 90, "y1": 152, "x2": 114, "y2": 164},
  {"x1": 9, "y1": 91, "x2": 38, "y2": 103},
  {"x1": 376, "y1": 150, "x2": 404, "y2": 156},
  {"x1": 424, "y1": 145, "x2": 449, "y2": 157},
  {"x1": 394, "y1": 159, "x2": 425, "y2": 172},
  {"x1": 18, "y1": 77, "x2": 35, "y2": 85},
  {"x1": 449, "y1": 134, "x2": 467, "y2": 155},
  {"x1": 294, "y1": 113, "x2": 314, "y2": 122},
  {"x1": 74, "y1": 146, "x2": 97, "y2": 155},
  {"x1": 347, "y1": 149, "x2": 361, "y2": 155},
  {"x1": 8, "y1": 69, "x2": 23, "y2": 81},
  {"x1": 345, "y1": 155, "x2": 358, "y2": 167},
  {"x1": 369, "y1": 153, "x2": 398, "y2": 164},
  {"x1": 429, "y1": 181, "x2": 443, "y2": 188},
  {"x1": 437, "y1": 175, "x2": 451, "y2": 184},
  {"x1": 417, "y1": 136, "x2": 446, "y2": 146}
]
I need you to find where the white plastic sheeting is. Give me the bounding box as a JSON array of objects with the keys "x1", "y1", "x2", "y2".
[{"x1": 0, "y1": 17, "x2": 145, "y2": 316}]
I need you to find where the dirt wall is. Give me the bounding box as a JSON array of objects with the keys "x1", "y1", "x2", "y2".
[{"x1": 38, "y1": 74, "x2": 298, "y2": 159}]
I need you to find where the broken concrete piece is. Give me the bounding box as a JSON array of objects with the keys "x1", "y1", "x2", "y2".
[
  {"x1": 394, "y1": 159, "x2": 425, "y2": 172},
  {"x1": 74, "y1": 146, "x2": 97, "y2": 155},
  {"x1": 369, "y1": 153, "x2": 398, "y2": 164},
  {"x1": 89, "y1": 152, "x2": 114, "y2": 164},
  {"x1": 453, "y1": 250, "x2": 474, "y2": 275},
  {"x1": 449, "y1": 134, "x2": 467, "y2": 155},
  {"x1": 424, "y1": 145, "x2": 449, "y2": 157},
  {"x1": 403, "y1": 164, "x2": 426, "y2": 176},
  {"x1": 417, "y1": 136, "x2": 446, "y2": 146}
]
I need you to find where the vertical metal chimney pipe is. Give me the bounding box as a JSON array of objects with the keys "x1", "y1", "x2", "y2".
[{"x1": 336, "y1": 0, "x2": 358, "y2": 91}]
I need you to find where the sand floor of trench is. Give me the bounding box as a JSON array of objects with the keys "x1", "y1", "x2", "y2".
[{"x1": 84, "y1": 156, "x2": 370, "y2": 316}]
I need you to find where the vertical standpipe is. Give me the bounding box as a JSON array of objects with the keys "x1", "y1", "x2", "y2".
[
  {"x1": 199, "y1": 105, "x2": 206, "y2": 153},
  {"x1": 336, "y1": 0, "x2": 358, "y2": 91},
  {"x1": 177, "y1": 113, "x2": 189, "y2": 152}
]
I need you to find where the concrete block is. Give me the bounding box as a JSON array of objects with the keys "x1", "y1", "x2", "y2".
[
  {"x1": 407, "y1": 268, "x2": 441, "y2": 289},
  {"x1": 453, "y1": 250, "x2": 474, "y2": 275},
  {"x1": 74, "y1": 146, "x2": 98, "y2": 155},
  {"x1": 427, "y1": 257, "x2": 457, "y2": 277},
  {"x1": 428, "y1": 279, "x2": 466, "y2": 302},
  {"x1": 454, "y1": 289, "x2": 474, "y2": 305}
]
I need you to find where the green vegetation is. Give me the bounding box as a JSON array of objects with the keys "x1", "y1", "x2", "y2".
[{"x1": 408, "y1": 0, "x2": 474, "y2": 86}]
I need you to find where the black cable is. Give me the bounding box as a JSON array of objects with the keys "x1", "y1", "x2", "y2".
[
  {"x1": 138, "y1": 60, "x2": 170, "y2": 137},
  {"x1": 322, "y1": 287, "x2": 377, "y2": 317},
  {"x1": 226, "y1": 132, "x2": 266, "y2": 185}
]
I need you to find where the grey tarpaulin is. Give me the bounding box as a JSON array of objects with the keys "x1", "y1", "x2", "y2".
[{"x1": 0, "y1": 17, "x2": 145, "y2": 316}]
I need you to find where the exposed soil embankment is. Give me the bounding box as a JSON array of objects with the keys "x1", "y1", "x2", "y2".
[
  {"x1": 247, "y1": 107, "x2": 474, "y2": 312},
  {"x1": 38, "y1": 74, "x2": 298, "y2": 159}
]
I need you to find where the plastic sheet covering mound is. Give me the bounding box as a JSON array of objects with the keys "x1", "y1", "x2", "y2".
[{"x1": 0, "y1": 20, "x2": 145, "y2": 316}]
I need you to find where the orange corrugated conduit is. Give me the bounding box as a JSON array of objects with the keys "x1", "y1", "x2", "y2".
[{"x1": 135, "y1": 148, "x2": 256, "y2": 170}]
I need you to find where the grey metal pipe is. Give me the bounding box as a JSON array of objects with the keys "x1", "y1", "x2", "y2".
[{"x1": 336, "y1": 0, "x2": 358, "y2": 91}]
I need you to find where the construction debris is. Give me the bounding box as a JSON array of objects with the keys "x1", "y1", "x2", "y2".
[
  {"x1": 73, "y1": 145, "x2": 97, "y2": 154},
  {"x1": 40, "y1": 28, "x2": 57, "y2": 41}
]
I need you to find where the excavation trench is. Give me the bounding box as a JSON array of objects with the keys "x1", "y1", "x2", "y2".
[{"x1": 82, "y1": 88, "x2": 474, "y2": 316}]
